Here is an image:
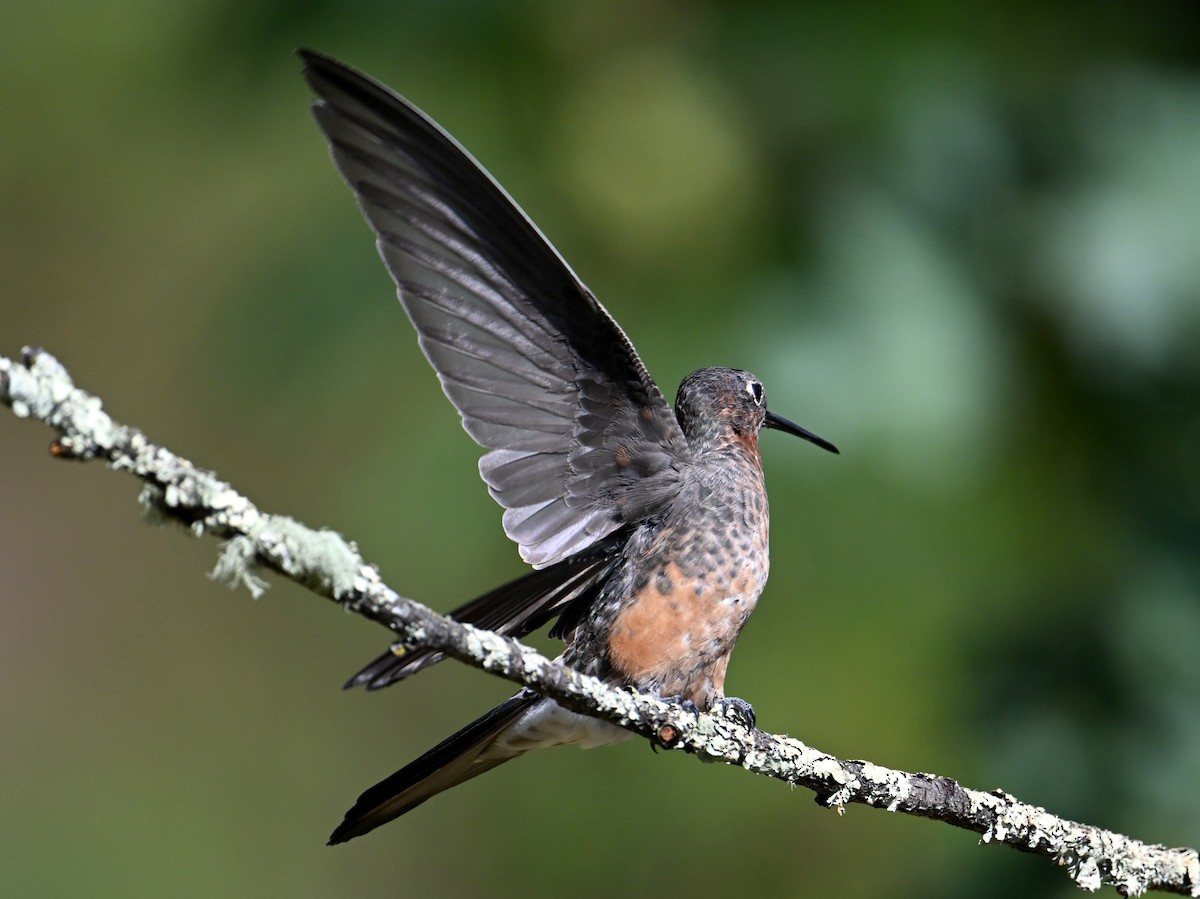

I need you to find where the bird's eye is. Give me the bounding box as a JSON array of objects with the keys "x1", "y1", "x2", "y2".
[{"x1": 746, "y1": 380, "x2": 764, "y2": 405}]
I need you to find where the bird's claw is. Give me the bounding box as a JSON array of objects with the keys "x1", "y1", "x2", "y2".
[{"x1": 713, "y1": 696, "x2": 757, "y2": 729}]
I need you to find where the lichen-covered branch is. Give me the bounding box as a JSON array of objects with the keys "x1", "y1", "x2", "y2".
[{"x1": 3, "y1": 346, "x2": 1197, "y2": 897}]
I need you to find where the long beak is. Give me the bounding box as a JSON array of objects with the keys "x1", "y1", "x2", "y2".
[{"x1": 764, "y1": 410, "x2": 839, "y2": 454}]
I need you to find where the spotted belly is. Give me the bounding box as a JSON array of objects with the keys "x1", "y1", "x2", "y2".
[{"x1": 604, "y1": 561, "x2": 762, "y2": 708}]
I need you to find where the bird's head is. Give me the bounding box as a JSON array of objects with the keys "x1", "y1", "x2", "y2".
[{"x1": 674, "y1": 367, "x2": 838, "y2": 455}]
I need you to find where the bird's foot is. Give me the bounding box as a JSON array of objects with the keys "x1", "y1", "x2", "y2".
[{"x1": 712, "y1": 696, "x2": 757, "y2": 729}]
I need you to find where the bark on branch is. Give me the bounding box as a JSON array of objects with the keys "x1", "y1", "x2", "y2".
[{"x1": 3, "y1": 346, "x2": 1197, "y2": 897}]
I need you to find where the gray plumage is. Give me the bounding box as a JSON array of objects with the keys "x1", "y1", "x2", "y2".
[{"x1": 300, "y1": 50, "x2": 837, "y2": 844}]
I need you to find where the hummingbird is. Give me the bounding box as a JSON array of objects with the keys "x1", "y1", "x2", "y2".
[{"x1": 300, "y1": 49, "x2": 837, "y2": 844}]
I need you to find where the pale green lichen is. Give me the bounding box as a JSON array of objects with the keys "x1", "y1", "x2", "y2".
[
  {"x1": 860, "y1": 762, "x2": 910, "y2": 811},
  {"x1": 211, "y1": 536, "x2": 269, "y2": 598}
]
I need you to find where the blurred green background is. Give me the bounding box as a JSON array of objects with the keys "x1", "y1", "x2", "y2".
[{"x1": 3, "y1": 2, "x2": 1199, "y2": 896}]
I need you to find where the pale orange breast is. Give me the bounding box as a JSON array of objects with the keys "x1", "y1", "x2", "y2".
[{"x1": 606, "y1": 561, "x2": 759, "y2": 704}]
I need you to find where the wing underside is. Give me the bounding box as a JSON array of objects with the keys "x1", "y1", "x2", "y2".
[{"x1": 302, "y1": 50, "x2": 688, "y2": 567}]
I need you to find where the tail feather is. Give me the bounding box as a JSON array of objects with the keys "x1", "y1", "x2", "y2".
[
  {"x1": 344, "y1": 556, "x2": 610, "y2": 690},
  {"x1": 328, "y1": 693, "x2": 536, "y2": 844}
]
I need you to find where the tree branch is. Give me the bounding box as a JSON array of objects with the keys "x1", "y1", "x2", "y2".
[{"x1": 3, "y1": 346, "x2": 1197, "y2": 897}]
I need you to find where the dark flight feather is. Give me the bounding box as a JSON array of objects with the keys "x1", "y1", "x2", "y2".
[
  {"x1": 327, "y1": 693, "x2": 537, "y2": 844},
  {"x1": 301, "y1": 50, "x2": 690, "y2": 569},
  {"x1": 345, "y1": 553, "x2": 614, "y2": 690}
]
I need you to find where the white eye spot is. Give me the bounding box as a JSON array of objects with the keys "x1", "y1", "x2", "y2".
[{"x1": 746, "y1": 380, "x2": 764, "y2": 405}]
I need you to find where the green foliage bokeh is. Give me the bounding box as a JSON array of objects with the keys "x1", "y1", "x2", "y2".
[{"x1": 3, "y1": 3, "x2": 1199, "y2": 896}]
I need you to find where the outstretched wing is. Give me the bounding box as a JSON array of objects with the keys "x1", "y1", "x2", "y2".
[{"x1": 302, "y1": 50, "x2": 688, "y2": 567}]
